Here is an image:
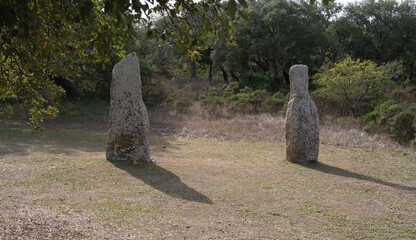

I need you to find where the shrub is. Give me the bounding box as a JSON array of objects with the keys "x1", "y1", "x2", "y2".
[
  {"x1": 173, "y1": 97, "x2": 191, "y2": 113},
  {"x1": 199, "y1": 88, "x2": 224, "y2": 115},
  {"x1": 263, "y1": 92, "x2": 288, "y2": 114},
  {"x1": 225, "y1": 86, "x2": 269, "y2": 115},
  {"x1": 166, "y1": 84, "x2": 195, "y2": 113},
  {"x1": 227, "y1": 92, "x2": 252, "y2": 115},
  {"x1": 364, "y1": 98, "x2": 416, "y2": 145},
  {"x1": 389, "y1": 110, "x2": 416, "y2": 144},
  {"x1": 390, "y1": 86, "x2": 416, "y2": 103},
  {"x1": 223, "y1": 82, "x2": 240, "y2": 98},
  {"x1": 250, "y1": 89, "x2": 268, "y2": 113}
]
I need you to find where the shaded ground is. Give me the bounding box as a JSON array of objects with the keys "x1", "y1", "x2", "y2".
[{"x1": 0, "y1": 124, "x2": 415, "y2": 239}]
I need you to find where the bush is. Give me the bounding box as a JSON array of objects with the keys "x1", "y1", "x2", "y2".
[
  {"x1": 263, "y1": 92, "x2": 288, "y2": 114},
  {"x1": 166, "y1": 84, "x2": 195, "y2": 113},
  {"x1": 250, "y1": 89, "x2": 268, "y2": 113},
  {"x1": 227, "y1": 92, "x2": 252, "y2": 115},
  {"x1": 223, "y1": 82, "x2": 240, "y2": 98},
  {"x1": 173, "y1": 97, "x2": 191, "y2": 113},
  {"x1": 389, "y1": 110, "x2": 416, "y2": 144},
  {"x1": 224, "y1": 85, "x2": 270, "y2": 115},
  {"x1": 58, "y1": 100, "x2": 109, "y2": 118},
  {"x1": 364, "y1": 98, "x2": 416, "y2": 145},
  {"x1": 198, "y1": 82, "x2": 286, "y2": 115},
  {"x1": 390, "y1": 86, "x2": 416, "y2": 103},
  {"x1": 199, "y1": 88, "x2": 224, "y2": 115}
]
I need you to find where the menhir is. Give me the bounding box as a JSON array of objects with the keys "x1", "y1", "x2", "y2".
[
  {"x1": 106, "y1": 53, "x2": 151, "y2": 164},
  {"x1": 285, "y1": 65, "x2": 319, "y2": 163}
]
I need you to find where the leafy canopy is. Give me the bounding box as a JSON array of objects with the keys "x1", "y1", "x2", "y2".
[
  {"x1": 315, "y1": 57, "x2": 393, "y2": 117},
  {"x1": 0, "y1": 0, "x2": 244, "y2": 130}
]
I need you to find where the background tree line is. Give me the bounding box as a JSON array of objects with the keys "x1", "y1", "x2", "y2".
[
  {"x1": 1, "y1": 0, "x2": 416, "y2": 146},
  {"x1": 124, "y1": 0, "x2": 416, "y2": 146}
]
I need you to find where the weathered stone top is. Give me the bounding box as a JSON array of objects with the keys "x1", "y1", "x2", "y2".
[
  {"x1": 289, "y1": 64, "x2": 309, "y2": 99},
  {"x1": 111, "y1": 52, "x2": 142, "y2": 97}
]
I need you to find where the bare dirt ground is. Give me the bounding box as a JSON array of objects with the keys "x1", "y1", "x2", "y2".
[{"x1": 1, "y1": 111, "x2": 415, "y2": 239}]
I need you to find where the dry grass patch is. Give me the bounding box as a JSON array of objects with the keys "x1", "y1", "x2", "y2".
[
  {"x1": 0, "y1": 124, "x2": 415, "y2": 239},
  {"x1": 148, "y1": 105, "x2": 409, "y2": 152}
]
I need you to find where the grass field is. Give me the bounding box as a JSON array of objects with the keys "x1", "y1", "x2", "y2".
[{"x1": 0, "y1": 122, "x2": 415, "y2": 239}]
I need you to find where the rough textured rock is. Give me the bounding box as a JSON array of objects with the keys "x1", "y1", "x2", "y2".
[
  {"x1": 285, "y1": 65, "x2": 319, "y2": 163},
  {"x1": 106, "y1": 53, "x2": 150, "y2": 163}
]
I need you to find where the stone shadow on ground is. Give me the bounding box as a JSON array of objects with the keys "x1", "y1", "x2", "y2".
[
  {"x1": 300, "y1": 162, "x2": 416, "y2": 192},
  {"x1": 110, "y1": 161, "x2": 213, "y2": 204}
]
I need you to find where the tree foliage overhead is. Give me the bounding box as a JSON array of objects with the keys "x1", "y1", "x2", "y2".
[
  {"x1": 0, "y1": 0, "x2": 135, "y2": 129},
  {"x1": 0, "y1": 0, "x2": 242, "y2": 130}
]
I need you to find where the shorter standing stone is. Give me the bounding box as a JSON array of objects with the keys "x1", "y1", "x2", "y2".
[
  {"x1": 285, "y1": 65, "x2": 319, "y2": 163},
  {"x1": 106, "y1": 53, "x2": 150, "y2": 164}
]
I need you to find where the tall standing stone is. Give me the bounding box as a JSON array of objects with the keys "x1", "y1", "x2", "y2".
[
  {"x1": 285, "y1": 65, "x2": 319, "y2": 163},
  {"x1": 106, "y1": 53, "x2": 151, "y2": 164}
]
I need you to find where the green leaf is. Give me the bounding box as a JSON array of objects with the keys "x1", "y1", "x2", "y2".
[
  {"x1": 241, "y1": 12, "x2": 250, "y2": 21},
  {"x1": 176, "y1": 41, "x2": 188, "y2": 52},
  {"x1": 203, "y1": 3, "x2": 209, "y2": 12},
  {"x1": 104, "y1": 0, "x2": 114, "y2": 12},
  {"x1": 132, "y1": 0, "x2": 141, "y2": 12},
  {"x1": 146, "y1": 30, "x2": 153, "y2": 39},
  {"x1": 227, "y1": 0, "x2": 237, "y2": 18},
  {"x1": 80, "y1": 0, "x2": 94, "y2": 20},
  {"x1": 238, "y1": 0, "x2": 248, "y2": 8}
]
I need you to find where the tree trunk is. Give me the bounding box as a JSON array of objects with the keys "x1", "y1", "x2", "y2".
[
  {"x1": 230, "y1": 71, "x2": 239, "y2": 82},
  {"x1": 208, "y1": 62, "x2": 213, "y2": 85},
  {"x1": 221, "y1": 68, "x2": 228, "y2": 83},
  {"x1": 268, "y1": 53, "x2": 278, "y2": 88},
  {"x1": 344, "y1": 97, "x2": 358, "y2": 118},
  {"x1": 276, "y1": 61, "x2": 285, "y2": 90},
  {"x1": 190, "y1": 57, "x2": 197, "y2": 79},
  {"x1": 241, "y1": 57, "x2": 249, "y2": 75},
  {"x1": 53, "y1": 76, "x2": 80, "y2": 99},
  {"x1": 409, "y1": 61, "x2": 415, "y2": 84}
]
